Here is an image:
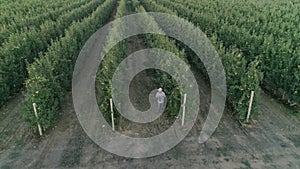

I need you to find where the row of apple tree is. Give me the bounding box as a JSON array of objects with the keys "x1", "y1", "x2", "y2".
[{"x1": 23, "y1": 0, "x2": 117, "y2": 131}]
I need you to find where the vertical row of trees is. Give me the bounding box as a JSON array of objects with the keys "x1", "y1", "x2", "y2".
[
  {"x1": 132, "y1": 0, "x2": 201, "y2": 117},
  {"x1": 23, "y1": 0, "x2": 117, "y2": 131},
  {"x1": 96, "y1": 0, "x2": 128, "y2": 125}
]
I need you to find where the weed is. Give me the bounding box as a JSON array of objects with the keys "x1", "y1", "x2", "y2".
[
  {"x1": 241, "y1": 159, "x2": 251, "y2": 168},
  {"x1": 262, "y1": 154, "x2": 273, "y2": 163}
]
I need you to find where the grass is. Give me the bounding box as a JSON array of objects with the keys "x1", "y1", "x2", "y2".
[
  {"x1": 224, "y1": 158, "x2": 230, "y2": 162},
  {"x1": 59, "y1": 130, "x2": 85, "y2": 168},
  {"x1": 241, "y1": 159, "x2": 251, "y2": 168},
  {"x1": 288, "y1": 135, "x2": 300, "y2": 148},
  {"x1": 262, "y1": 154, "x2": 273, "y2": 163},
  {"x1": 216, "y1": 147, "x2": 231, "y2": 157},
  {"x1": 1, "y1": 165, "x2": 11, "y2": 169},
  {"x1": 292, "y1": 153, "x2": 300, "y2": 159},
  {"x1": 171, "y1": 146, "x2": 182, "y2": 160},
  {"x1": 290, "y1": 109, "x2": 300, "y2": 120},
  {"x1": 0, "y1": 144, "x2": 23, "y2": 169}
]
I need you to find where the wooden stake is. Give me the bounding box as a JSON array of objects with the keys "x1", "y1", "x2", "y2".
[
  {"x1": 181, "y1": 93, "x2": 187, "y2": 126},
  {"x1": 246, "y1": 91, "x2": 255, "y2": 123},
  {"x1": 110, "y1": 99, "x2": 115, "y2": 131},
  {"x1": 110, "y1": 98, "x2": 113, "y2": 112},
  {"x1": 33, "y1": 103, "x2": 43, "y2": 136}
]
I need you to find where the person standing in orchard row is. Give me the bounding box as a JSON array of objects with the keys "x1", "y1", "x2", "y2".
[{"x1": 155, "y1": 88, "x2": 166, "y2": 113}]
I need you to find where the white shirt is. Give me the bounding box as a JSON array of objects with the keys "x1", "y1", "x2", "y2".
[{"x1": 155, "y1": 92, "x2": 166, "y2": 103}]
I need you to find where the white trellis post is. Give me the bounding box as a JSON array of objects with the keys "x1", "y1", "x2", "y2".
[
  {"x1": 110, "y1": 99, "x2": 115, "y2": 131},
  {"x1": 246, "y1": 91, "x2": 255, "y2": 123},
  {"x1": 181, "y1": 93, "x2": 187, "y2": 126},
  {"x1": 33, "y1": 103, "x2": 43, "y2": 136}
]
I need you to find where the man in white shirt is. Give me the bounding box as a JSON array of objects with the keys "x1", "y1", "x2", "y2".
[{"x1": 155, "y1": 88, "x2": 166, "y2": 113}]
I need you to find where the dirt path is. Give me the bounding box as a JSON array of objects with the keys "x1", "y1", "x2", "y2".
[
  {"x1": 107, "y1": 2, "x2": 177, "y2": 138},
  {"x1": 116, "y1": 33, "x2": 177, "y2": 138}
]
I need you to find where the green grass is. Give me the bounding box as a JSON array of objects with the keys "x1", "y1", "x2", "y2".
[
  {"x1": 1, "y1": 165, "x2": 11, "y2": 169},
  {"x1": 241, "y1": 159, "x2": 251, "y2": 168},
  {"x1": 288, "y1": 135, "x2": 300, "y2": 148},
  {"x1": 216, "y1": 147, "x2": 231, "y2": 157},
  {"x1": 262, "y1": 154, "x2": 273, "y2": 163},
  {"x1": 59, "y1": 131, "x2": 85, "y2": 168}
]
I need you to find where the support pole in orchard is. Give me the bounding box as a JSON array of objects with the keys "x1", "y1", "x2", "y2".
[
  {"x1": 246, "y1": 91, "x2": 255, "y2": 123},
  {"x1": 181, "y1": 93, "x2": 187, "y2": 126},
  {"x1": 110, "y1": 99, "x2": 115, "y2": 131},
  {"x1": 33, "y1": 103, "x2": 43, "y2": 136}
]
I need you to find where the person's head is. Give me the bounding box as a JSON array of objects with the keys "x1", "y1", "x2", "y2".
[{"x1": 158, "y1": 88, "x2": 163, "y2": 93}]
